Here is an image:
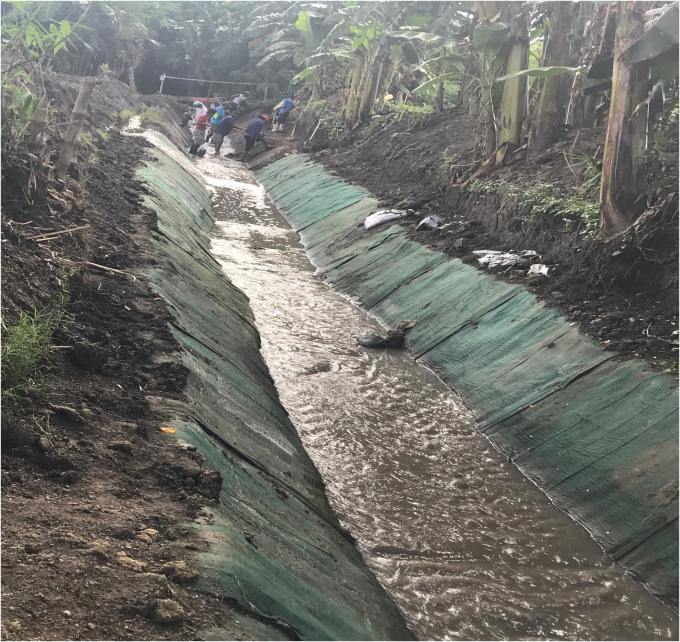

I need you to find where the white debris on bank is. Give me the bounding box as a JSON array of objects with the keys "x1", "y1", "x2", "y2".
[
  {"x1": 364, "y1": 209, "x2": 414, "y2": 230},
  {"x1": 416, "y1": 214, "x2": 444, "y2": 230},
  {"x1": 528, "y1": 263, "x2": 550, "y2": 277},
  {"x1": 472, "y1": 249, "x2": 540, "y2": 271}
]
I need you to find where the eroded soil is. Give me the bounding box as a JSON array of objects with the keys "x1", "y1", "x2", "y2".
[{"x1": 1, "y1": 129, "x2": 247, "y2": 640}]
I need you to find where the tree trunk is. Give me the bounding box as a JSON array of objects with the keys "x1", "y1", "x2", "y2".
[
  {"x1": 358, "y1": 44, "x2": 382, "y2": 123},
  {"x1": 532, "y1": 2, "x2": 575, "y2": 150},
  {"x1": 567, "y1": 2, "x2": 607, "y2": 128},
  {"x1": 370, "y1": 58, "x2": 385, "y2": 112},
  {"x1": 127, "y1": 66, "x2": 137, "y2": 93},
  {"x1": 436, "y1": 79, "x2": 445, "y2": 112},
  {"x1": 55, "y1": 77, "x2": 98, "y2": 179},
  {"x1": 495, "y1": 12, "x2": 528, "y2": 166},
  {"x1": 345, "y1": 53, "x2": 364, "y2": 124},
  {"x1": 599, "y1": 1, "x2": 648, "y2": 236}
]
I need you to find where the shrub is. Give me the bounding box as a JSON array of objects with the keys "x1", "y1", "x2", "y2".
[{"x1": 1, "y1": 310, "x2": 56, "y2": 404}]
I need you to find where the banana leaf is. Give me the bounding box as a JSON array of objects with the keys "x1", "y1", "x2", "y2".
[
  {"x1": 411, "y1": 71, "x2": 461, "y2": 95},
  {"x1": 496, "y1": 65, "x2": 585, "y2": 83}
]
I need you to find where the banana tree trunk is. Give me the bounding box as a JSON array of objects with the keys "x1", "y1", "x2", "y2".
[
  {"x1": 495, "y1": 13, "x2": 528, "y2": 166},
  {"x1": 599, "y1": 1, "x2": 648, "y2": 236},
  {"x1": 436, "y1": 80, "x2": 445, "y2": 112},
  {"x1": 56, "y1": 76, "x2": 98, "y2": 179},
  {"x1": 358, "y1": 44, "x2": 382, "y2": 123},
  {"x1": 533, "y1": 2, "x2": 575, "y2": 150},
  {"x1": 345, "y1": 53, "x2": 364, "y2": 125},
  {"x1": 370, "y1": 59, "x2": 385, "y2": 111},
  {"x1": 127, "y1": 66, "x2": 137, "y2": 93},
  {"x1": 567, "y1": 2, "x2": 606, "y2": 128}
]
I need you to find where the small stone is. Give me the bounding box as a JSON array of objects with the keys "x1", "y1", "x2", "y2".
[
  {"x1": 87, "y1": 623, "x2": 95, "y2": 631},
  {"x1": 452, "y1": 238, "x2": 465, "y2": 249},
  {"x1": 24, "y1": 543, "x2": 41, "y2": 554},
  {"x1": 196, "y1": 470, "x2": 222, "y2": 499},
  {"x1": 63, "y1": 610, "x2": 72, "y2": 617},
  {"x1": 108, "y1": 440, "x2": 134, "y2": 453},
  {"x1": 153, "y1": 598, "x2": 184, "y2": 624},
  {"x1": 115, "y1": 552, "x2": 146, "y2": 572},
  {"x1": 135, "y1": 528, "x2": 159, "y2": 544},
  {"x1": 160, "y1": 560, "x2": 198, "y2": 584},
  {"x1": 6, "y1": 620, "x2": 22, "y2": 632},
  {"x1": 87, "y1": 540, "x2": 109, "y2": 560}
]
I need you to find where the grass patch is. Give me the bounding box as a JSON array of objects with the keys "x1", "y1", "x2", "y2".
[
  {"x1": 466, "y1": 179, "x2": 601, "y2": 238},
  {"x1": 2, "y1": 309, "x2": 58, "y2": 404}
]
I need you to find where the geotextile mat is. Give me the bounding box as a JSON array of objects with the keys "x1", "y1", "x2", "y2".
[
  {"x1": 137, "y1": 133, "x2": 414, "y2": 641},
  {"x1": 257, "y1": 153, "x2": 679, "y2": 606}
]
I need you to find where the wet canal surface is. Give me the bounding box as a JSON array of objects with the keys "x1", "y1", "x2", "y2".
[{"x1": 196, "y1": 152, "x2": 677, "y2": 641}]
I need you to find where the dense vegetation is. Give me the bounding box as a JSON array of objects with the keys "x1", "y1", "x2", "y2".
[{"x1": 2, "y1": 0, "x2": 678, "y2": 239}]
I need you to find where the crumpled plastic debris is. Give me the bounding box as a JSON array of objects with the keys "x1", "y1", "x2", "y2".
[
  {"x1": 472, "y1": 249, "x2": 540, "y2": 271},
  {"x1": 416, "y1": 214, "x2": 444, "y2": 230},
  {"x1": 527, "y1": 263, "x2": 550, "y2": 277},
  {"x1": 364, "y1": 209, "x2": 413, "y2": 230}
]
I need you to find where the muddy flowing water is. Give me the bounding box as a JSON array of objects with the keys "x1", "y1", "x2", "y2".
[{"x1": 193, "y1": 151, "x2": 677, "y2": 641}]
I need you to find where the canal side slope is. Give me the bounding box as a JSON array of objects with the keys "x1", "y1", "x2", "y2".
[
  {"x1": 137, "y1": 133, "x2": 414, "y2": 640},
  {"x1": 256, "y1": 154, "x2": 679, "y2": 609},
  {"x1": 1, "y1": 88, "x2": 412, "y2": 639}
]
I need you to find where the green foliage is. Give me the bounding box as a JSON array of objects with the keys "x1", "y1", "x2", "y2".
[
  {"x1": 1, "y1": 309, "x2": 57, "y2": 404},
  {"x1": 472, "y1": 22, "x2": 509, "y2": 55},
  {"x1": 137, "y1": 105, "x2": 163, "y2": 126},
  {"x1": 1, "y1": 3, "x2": 78, "y2": 148},
  {"x1": 644, "y1": 83, "x2": 679, "y2": 203},
  {"x1": 1, "y1": 72, "x2": 38, "y2": 140},
  {"x1": 467, "y1": 179, "x2": 600, "y2": 238},
  {"x1": 115, "y1": 105, "x2": 163, "y2": 127},
  {"x1": 412, "y1": 72, "x2": 459, "y2": 96},
  {"x1": 495, "y1": 65, "x2": 585, "y2": 83}
]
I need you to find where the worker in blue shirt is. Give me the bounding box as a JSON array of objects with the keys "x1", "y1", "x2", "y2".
[
  {"x1": 212, "y1": 112, "x2": 235, "y2": 156},
  {"x1": 210, "y1": 102, "x2": 225, "y2": 125},
  {"x1": 272, "y1": 95, "x2": 295, "y2": 132},
  {"x1": 239, "y1": 114, "x2": 269, "y2": 161}
]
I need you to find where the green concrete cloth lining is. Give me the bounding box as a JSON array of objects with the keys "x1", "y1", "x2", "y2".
[
  {"x1": 137, "y1": 133, "x2": 414, "y2": 641},
  {"x1": 256, "y1": 153, "x2": 679, "y2": 606}
]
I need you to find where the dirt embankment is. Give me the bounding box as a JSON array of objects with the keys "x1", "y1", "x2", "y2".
[
  {"x1": 1, "y1": 78, "x2": 243, "y2": 640},
  {"x1": 287, "y1": 105, "x2": 678, "y2": 371}
]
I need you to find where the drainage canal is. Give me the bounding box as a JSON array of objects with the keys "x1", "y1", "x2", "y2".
[{"x1": 196, "y1": 153, "x2": 676, "y2": 641}]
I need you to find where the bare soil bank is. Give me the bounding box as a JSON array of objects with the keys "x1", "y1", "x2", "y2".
[{"x1": 1, "y1": 79, "x2": 257, "y2": 640}]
